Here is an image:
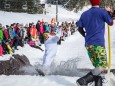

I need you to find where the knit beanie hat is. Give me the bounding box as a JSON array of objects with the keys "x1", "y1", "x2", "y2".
[{"x1": 90, "y1": 0, "x2": 101, "y2": 6}]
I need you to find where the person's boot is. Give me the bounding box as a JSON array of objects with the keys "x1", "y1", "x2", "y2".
[
  {"x1": 76, "y1": 72, "x2": 95, "y2": 86},
  {"x1": 94, "y1": 76, "x2": 102, "y2": 86}
]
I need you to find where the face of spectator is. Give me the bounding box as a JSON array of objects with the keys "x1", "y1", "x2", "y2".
[
  {"x1": 2, "y1": 26, "x2": 6, "y2": 30},
  {"x1": 29, "y1": 24, "x2": 32, "y2": 27},
  {"x1": 11, "y1": 25, "x2": 14, "y2": 28},
  {"x1": 33, "y1": 25, "x2": 36, "y2": 28},
  {"x1": 13, "y1": 24, "x2": 16, "y2": 27},
  {"x1": 51, "y1": 24, "x2": 54, "y2": 27},
  {"x1": 24, "y1": 27, "x2": 27, "y2": 30},
  {"x1": 17, "y1": 24, "x2": 20, "y2": 28},
  {"x1": 38, "y1": 21, "x2": 40, "y2": 24}
]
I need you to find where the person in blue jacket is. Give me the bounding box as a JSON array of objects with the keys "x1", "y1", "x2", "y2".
[{"x1": 76, "y1": 0, "x2": 115, "y2": 85}]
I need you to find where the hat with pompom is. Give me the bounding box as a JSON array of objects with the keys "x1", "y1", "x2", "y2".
[{"x1": 43, "y1": 32, "x2": 49, "y2": 39}]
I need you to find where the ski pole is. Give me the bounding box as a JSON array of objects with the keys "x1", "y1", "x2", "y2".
[{"x1": 108, "y1": 25, "x2": 112, "y2": 73}]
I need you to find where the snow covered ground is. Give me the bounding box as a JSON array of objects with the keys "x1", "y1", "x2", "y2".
[
  {"x1": 0, "y1": 4, "x2": 115, "y2": 86},
  {"x1": 0, "y1": 4, "x2": 80, "y2": 26}
]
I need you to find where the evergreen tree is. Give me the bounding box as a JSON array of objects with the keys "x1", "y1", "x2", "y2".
[{"x1": 0, "y1": 0, "x2": 115, "y2": 13}]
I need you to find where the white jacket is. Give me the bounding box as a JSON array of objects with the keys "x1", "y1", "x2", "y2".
[{"x1": 42, "y1": 33, "x2": 60, "y2": 68}]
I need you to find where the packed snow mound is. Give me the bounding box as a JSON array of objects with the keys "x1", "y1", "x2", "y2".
[{"x1": 0, "y1": 54, "x2": 31, "y2": 75}]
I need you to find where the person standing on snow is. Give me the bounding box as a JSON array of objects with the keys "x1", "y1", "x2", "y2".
[
  {"x1": 42, "y1": 31, "x2": 61, "y2": 74},
  {"x1": 76, "y1": 0, "x2": 115, "y2": 86},
  {"x1": 0, "y1": 23, "x2": 3, "y2": 43}
]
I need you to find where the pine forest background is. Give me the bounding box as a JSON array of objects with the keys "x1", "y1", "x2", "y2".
[{"x1": 0, "y1": 0, "x2": 115, "y2": 14}]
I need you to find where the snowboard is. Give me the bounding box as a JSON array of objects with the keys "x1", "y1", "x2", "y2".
[{"x1": 35, "y1": 68, "x2": 45, "y2": 76}]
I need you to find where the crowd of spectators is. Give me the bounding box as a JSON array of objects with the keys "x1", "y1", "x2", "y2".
[{"x1": 0, "y1": 20, "x2": 77, "y2": 56}]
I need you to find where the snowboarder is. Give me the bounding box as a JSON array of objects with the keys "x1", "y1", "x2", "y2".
[
  {"x1": 76, "y1": 0, "x2": 115, "y2": 85},
  {"x1": 42, "y1": 31, "x2": 61, "y2": 74}
]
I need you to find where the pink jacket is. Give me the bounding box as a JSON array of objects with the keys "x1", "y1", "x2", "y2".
[
  {"x1": 0, "y1": 46, "x2": 3, "y2": 56},
  {"x1": 40, "y1": 26, "x2": 45, "y2": 34}
]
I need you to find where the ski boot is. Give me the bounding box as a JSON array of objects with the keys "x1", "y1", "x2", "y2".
[
  {"x1": 76, "y1": 72, "x2": 95, "y2": 86},
  {"x1": 94, "y1": 76, "x2": 102, "y2": 86}
]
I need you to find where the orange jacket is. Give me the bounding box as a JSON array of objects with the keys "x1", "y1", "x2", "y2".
[{"x1": 30, "y1": 27, "x2": 38, "y2": 38}]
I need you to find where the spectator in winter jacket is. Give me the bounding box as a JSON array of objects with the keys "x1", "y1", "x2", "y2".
[
  {"x1": 0, "y1": 23, "x2": 3, "y2": 41},
  {"x1": 6, "y1": 25, "x2": 10, "y2": 32},
  {"x1": 23, "y1": 24, "x2": 29, "y2": 44},
  {"x1": 67, "y1": 25, "x2": 71, "y2": 37},
  {"x1": 50, "y1": 29, "x2": 56, "y2": 36},
  {"x1": 43, "y1": 22, "x2": 46, "y2": 31},
  {"x1": 76, "y1": 0, "x2": 114, "y2": 86},
  {"x1": 36, "y1": 20, "x2": 40, "y2": 35},
  {"x1": 9, "y1": 24, "x2": 14, "y2": 39},
  {"x1": 5, "y1": 40, "x2": 13, "y2": 54},
  {"x1": 8, "y1": 26, "x2": 14, "y2": 48},
  {"x1": 35, "y1": 36, "x2": 42, "y2": 46},
  {"x1": 48, "y1": 24, "x2": 52, "y2": 32},
  {"x1": 40, "y1": 22, "x2": 45, "y2": 34},
  {"x1": 27, "y1": 23, "x2": 32, "y2": 42},
  {"x1": 45, "y1": 22, "x2": 50, "y2": 32},
  {"x1": 18, "y1": 23, "x2": 25, "y2": 47},
  {"x1": 39, "y1": 22, "x2": 45, "y2": 44},
  {"x1": 30, "y1": 25, "x2": 38, "y2": 39},
  {"x1": 3, "y1": 26, "x2": 9, "y2": 41},
  {"x1": 19, "y1": 23, "x2": 24, "y2": 38},
  {"x1": 54, "y1": 23, "x2": 57, "y2": 32},
  {"x1": 50, "y1": 24, "x2": 55, "y2": 32},
  {"x1": 13, "y1": 23, "x2": 20, "y2": 50}
]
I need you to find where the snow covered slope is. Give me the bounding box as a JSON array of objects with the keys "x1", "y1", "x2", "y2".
[
  {"x1": 0, "y1": 4, "x2": 76, "y2": 26},
  {"x1": 0, "y1": 27, "x2": 115, "y2": 86},
  {"x1": 0, "y1": 5, "x2": 90, "y2": 26},
  {"x1": 1, "y1": 5, "x2": 115, "y2": 86}
]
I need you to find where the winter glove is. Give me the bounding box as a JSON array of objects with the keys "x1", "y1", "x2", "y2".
[
  {"x1": 105, "y1": 6, "x2": 112, "y2": 12},
  {"x1": 105, "y1": 6, "x2": 112, "y2": 16},
  {"x1": 112, "y1": 10, "x2": 115, "y2": 19},
  {"x1": 105, "y1": 6, "x2": 115, "y2": 19}
]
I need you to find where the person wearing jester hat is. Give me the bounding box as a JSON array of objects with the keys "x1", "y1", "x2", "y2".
[
  {"x1": 76, "y1": 0, "x2": 114, "y2": 85},
  {"x1": 42, "y1": 31, "x2": 61, "y2": 75}
]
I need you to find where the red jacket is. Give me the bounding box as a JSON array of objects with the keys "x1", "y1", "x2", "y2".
[{"x1": 3, "y1": 29, "x2": 9, "y2": 39}]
